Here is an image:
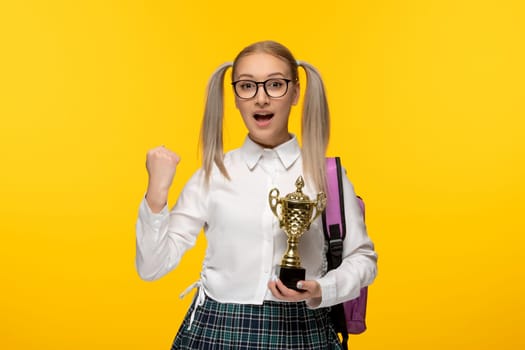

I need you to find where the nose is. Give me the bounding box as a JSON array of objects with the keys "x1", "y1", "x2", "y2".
[{"x1": 254, "y1": 83, "x2": 270, "y2": 106}]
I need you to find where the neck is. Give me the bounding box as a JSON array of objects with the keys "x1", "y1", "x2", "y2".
[{"x1": 249, "y1": 133, "x2": 292, "y2": 149}]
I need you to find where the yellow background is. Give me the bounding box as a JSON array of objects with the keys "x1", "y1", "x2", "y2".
[{"x1": 1, "y1": 0, "x2": 524, "y2": 349}]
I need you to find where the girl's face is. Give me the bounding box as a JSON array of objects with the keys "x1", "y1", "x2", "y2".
[{"x1": 233, "y1": 53, "x2": 299, "y2": 148}]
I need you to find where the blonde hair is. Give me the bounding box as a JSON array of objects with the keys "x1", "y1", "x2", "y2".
[{"x1": 200, "y1": 41, "x2": 330, "y2": 192}]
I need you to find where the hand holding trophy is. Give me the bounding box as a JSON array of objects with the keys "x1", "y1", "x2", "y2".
[{"x1": 269, "y1": 176, "x2": 327, "y2": 291}]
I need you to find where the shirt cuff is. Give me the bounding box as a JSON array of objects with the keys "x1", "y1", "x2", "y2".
[
  {"x1": 307, "y1": 273, "x2": 336, "y2": 309},
  {"x1": 139, "y1": 195, "x2": 169, "y2": 228}
]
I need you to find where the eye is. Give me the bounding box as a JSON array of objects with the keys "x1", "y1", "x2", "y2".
[
  {"x1": 267, "y1": 79, "x2": 284, "y2": 89},
  {"x1": 239, "y1": 81, "x2": 256, "y2": 90}
]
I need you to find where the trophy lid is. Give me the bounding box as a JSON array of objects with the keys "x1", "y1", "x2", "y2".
[{"x1": 285, "y1": 176, "x2": 311, "y2": 202}]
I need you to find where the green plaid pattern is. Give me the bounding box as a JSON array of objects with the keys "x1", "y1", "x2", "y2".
[{"x1": 171, "y1": 296, "x2": 343, "y2": 349}]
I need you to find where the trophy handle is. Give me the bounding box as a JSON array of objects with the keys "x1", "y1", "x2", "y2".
[
  {"x1": 308, "y1": 192, "x2": 327, "y2": 226},
  {"x1": 268, "y1": 188, "x2": 283, "y2": 224}
]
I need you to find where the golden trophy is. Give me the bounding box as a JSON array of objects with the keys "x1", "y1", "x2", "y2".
[{"x1": 269, "y1": 176, "x2": 327, "y2": 291}]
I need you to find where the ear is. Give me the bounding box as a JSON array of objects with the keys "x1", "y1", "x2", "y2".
[{"x1": 291, "y1": 83, "x2": 300, "y2": 106}]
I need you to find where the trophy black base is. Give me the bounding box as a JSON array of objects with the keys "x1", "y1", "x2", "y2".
[{"x1": 278, "y1": 265, "x2": 306, "y2": 292}]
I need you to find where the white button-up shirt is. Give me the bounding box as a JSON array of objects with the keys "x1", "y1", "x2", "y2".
[{"x1": 135, "y1": 135, "x2": 377, "y2": 308}]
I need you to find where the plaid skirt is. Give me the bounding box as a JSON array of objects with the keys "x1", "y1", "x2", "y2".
[{"x1": 171, "y1": 294, "x2": 343, "y2": 350}]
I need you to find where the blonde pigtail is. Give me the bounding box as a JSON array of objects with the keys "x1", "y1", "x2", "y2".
[
  {"x1": 200, "y1": 62, "x2": 233, "y2": 182},
  {"x1": 297, "y1": 61, "x2": 330, "y2": 193}
]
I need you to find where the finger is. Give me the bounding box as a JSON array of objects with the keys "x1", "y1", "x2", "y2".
[
  {"x1": 267, "y1": 280, "x2": 285, "y2": 299},
  {"x1": 296, "y1": 280, "x2": 312, "y2": 292},
  {"x1": 171, "y1": 153, "x2": 181, "y2": 164},
  {"x1": 296, "y1": 280, "x2": 321, "y2": 298},
  {"x1": 269, "y1": 279, "x2": 302, "y2": 301},
  {"x1": 296, "y1": 281, "x2": 305, "y2": 291},
  {"x1": 297, "y1": 280, "x2": 322, "y2": 298},
  {"x1": 275, "y1": 279, "x2": 306, "y2": 299}
]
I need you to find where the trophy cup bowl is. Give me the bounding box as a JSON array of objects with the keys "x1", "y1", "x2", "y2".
[{"x1": 269, "y1": 176, "x2": 327, "y2": 291}]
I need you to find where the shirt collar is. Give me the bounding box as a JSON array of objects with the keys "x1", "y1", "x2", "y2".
[{"x1": 241, "y1": 135, "x2": 301, "y2": 171}]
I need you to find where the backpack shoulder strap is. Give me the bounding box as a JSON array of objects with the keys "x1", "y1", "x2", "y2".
[
  {"x1": 322, "y1": 157, "x2": 347, "y2": 270},
  {"x1": 323, "y1": 157, "x2": 350, "y2": 349}
]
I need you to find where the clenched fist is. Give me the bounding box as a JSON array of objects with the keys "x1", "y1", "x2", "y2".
[{"x1": 145, "y1": 146, "x2": 180, "y2": 213}]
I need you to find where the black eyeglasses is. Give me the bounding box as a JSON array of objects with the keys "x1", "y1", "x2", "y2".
[{"x1": 231, "y1": 78, "x2": 293, "y2": 99}]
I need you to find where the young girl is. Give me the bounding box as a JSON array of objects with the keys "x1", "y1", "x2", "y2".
[{"x1": 136, "y1": 40, "x2": 377, "y2": 349}]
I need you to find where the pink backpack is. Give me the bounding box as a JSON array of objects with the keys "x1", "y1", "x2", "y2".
[{"x1": 322, "y1": 157, "x2": 369, "y2": 349}]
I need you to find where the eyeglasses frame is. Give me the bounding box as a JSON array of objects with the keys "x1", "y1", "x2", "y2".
[{"x1": 231, "y1": 78, "x2": 293, "y2": 99}]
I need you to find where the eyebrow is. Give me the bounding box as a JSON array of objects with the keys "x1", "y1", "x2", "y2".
[{"x1": 236, "y1": 72, "x2": 286, "y2": 79}]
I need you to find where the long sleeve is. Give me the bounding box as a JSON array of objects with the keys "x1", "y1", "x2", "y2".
[
  {"x1": 135, "y1": 169, "x2": 208, "y2": 281},
  {"x1": 135, "y1": 136, "x2": 375, "y2": 305},
  {"x1": 311, "y1": 172, "x2": 378, "y2": 308}
]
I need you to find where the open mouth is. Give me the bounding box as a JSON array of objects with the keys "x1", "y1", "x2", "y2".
[{"x1": 254, "y1": 113, "x2": 274, "y2": 121}]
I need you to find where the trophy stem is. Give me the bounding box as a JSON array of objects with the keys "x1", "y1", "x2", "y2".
[
  {"x1": 281, "y1": 237, "x2": 301, "y2": 268},
  {"x1": 279, "y1": 237, "x2": 306, "y2": 291}
]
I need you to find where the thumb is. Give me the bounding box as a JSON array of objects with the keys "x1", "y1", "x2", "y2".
[
  {"x1": 296, "y1": 280, "x2": 320, "y2": 294},
  {"x1": 297, "y1": 280, "x2": 322, "y2": 307}
]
